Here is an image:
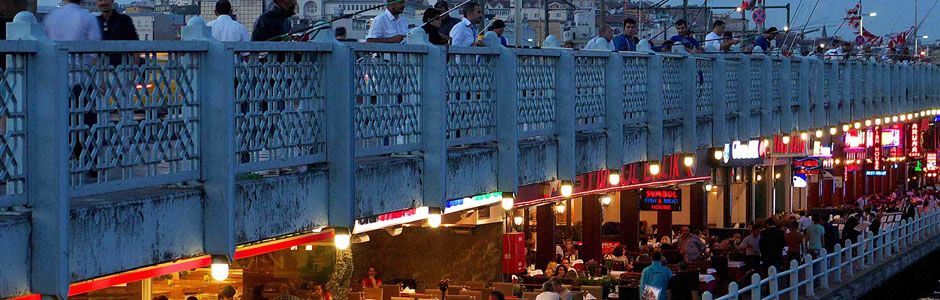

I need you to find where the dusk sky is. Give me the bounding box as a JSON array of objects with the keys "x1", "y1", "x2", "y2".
[{"x1": 38, "y1": 0, "x2": 938, "y2": 43}]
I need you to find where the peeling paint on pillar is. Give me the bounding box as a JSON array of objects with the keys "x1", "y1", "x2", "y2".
[
  {"x1": 0, "y1": 216, "x2": 30, "y2": 298},
  {"x1": 518, "y1": 139, "x2": 558, "y2": 186},
  {"x1": 695, "y1": 120, "x2": 713, "y2": 149},
  {"x1": 69, "y1": 189, "x2": 204, "y2": 282},
  {"x1": 623, "y1": 129, "x2": 648, "y2": 164},
  {"x1": 576, "y1": 133, "x2": 606, "y2": 174},
  {"x1": 446, "y1": 147, "x2": 497, "y2": 200},
  {"x1": 235, "y1": 171, "x2": 330, "y2": 244},
  {"x1": 355, "y1": 157, "x2": 422, "y2": 218}
]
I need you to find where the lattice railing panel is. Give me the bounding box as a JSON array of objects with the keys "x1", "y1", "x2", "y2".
[
  {"x1": 695, "y1": 58, "x2": 713, "y2": 115},
  {"x1": 574, "y1": 55, "x2": 606, "y2": 130},
  {"x1": 662, "y1": 57, "x2": 682, "y2": 118},
  {"x1": 446, "y1": 53, "x2": 497, "y2": 145},
  {"x1": 749, "y1": 58, "x2": 762, "y2": 111},
  {"x1": 234, "y1": 51, "x2": 327, "y2": 171},
  {"x1": 354, "y1": 50, "x2": 422, "y2": 155},
  {"x1": 790, "y1": 61, "x2": 801, "y2": 106},
  {"x1": 516, "y1": 55, "x2": 557, "y2": 136},
  {"x1": 726, "y1": 62, "x2": 739, "y2": 114},
  {"x1": 0, "y1": 52, "x2": 26, "y2": 198},
  {"x1": 67, "y1": 51, "x2": 200, "y2": 187},
  {"x1": 623, "y1": 56, "x2": 648, "y2": 124},
  {"x1": 771, "y1": 60, "x2": 782, "y2": 112}
]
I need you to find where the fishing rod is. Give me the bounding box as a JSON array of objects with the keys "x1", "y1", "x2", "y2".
[{"x1": 266, "y1": 0, "x2": 405, "y2": 41}]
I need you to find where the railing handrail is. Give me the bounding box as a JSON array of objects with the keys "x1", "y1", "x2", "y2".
[{"x1": 703, "y1": 209, "x2": 940, "y2": 300}]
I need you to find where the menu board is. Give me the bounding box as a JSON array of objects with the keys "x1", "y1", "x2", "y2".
[{"x1": 639, "y1": 188, "x2": 682, "y2": 211}]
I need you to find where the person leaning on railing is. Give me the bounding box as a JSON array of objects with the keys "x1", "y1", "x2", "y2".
[{"x1": 448, "y1": 2, "x2": 485, "y2": 47}]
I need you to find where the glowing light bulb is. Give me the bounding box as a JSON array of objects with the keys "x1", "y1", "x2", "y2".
[
  {"x1": 211, "y1": 255, "x2": 229, "y2": 282},
  {"x1": 608, "y1": 170, "x2": 621, "y2": 185},
  {"x1": 705, "y1": 184, "x2": 714, "y2": 191},
  {"x1": 683, "y1": 154, "x2": 694, "y2": 167},
  {"x1": 560, "y1": 180, "x2": 573, "y2": 197},
  {"x1": 334, "y1": 227, "x2": 351, "y2": 250},
  {"x1": 649, "y1": 161, "x2": 661, "y2": 175},
  {"x1": 513, "y1": 215, "x2": 523, "y2": 225},
  {"x1": 501, "y1": 192, "x2": 514, "y2": 210},
  {"x1": 800, "y1": 132, "x2": 808, "y2": 140},
  {"x1": 428, "y1": 207, "x2": 442, "y2": 228},
  {"x1": 842, "y1": 124, "x2": 850, "y2": 132},
  {"x1": 782, "y1": 135, "x2": 791, "y2": 144},
  {"x1": 601, "y1": 195, "x2": 612, "y2": 205},
  {"x1": 830, "y1": 127, "x2": 837, "y2": 135},
  {"x1": 555, "y1": 202, "x2": 566, "y2": 214}
]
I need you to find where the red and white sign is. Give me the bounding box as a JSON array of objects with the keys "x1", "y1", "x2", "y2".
[
  {"x1": 602, "y1": 241, "x2": 621, "y2": 254},
  {"x1": 927, "y1": 153, "x2": 937, "y2": 172},
  {"x1": 353, "y1": 207, "x2": 430, "y2": 234},
  {"x1": 911, "y1": 123, "x2": 922, "y2": 158},
  {"x1": 845, "y1": 130, "x2": 865, "y2": 151},
  {"x1": 873, "y1": 126, "x2": 882, "y2": 170}
]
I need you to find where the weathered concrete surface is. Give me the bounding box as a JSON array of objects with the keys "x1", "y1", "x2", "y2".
[
  {"x1": 623, "y1": 129, "x2": 648, "y2": 164},
  {"x1": 446, "y1": 147, "x2": 498, "y2": 200},
  {"x1": 0, "y1": 215, "x2": 30, "y2": 298},
  {"x1": 70, "y1": 188, "x2": 204, "y2": 282},
  {"x1": 519, "y1": 139, "x2": 558, "y2": 186},
  {"x1": 576, "y1": 133, "x2": 606, "y2": 174},
  {"x1": 816, "y1": 234, "x2": 940, "y2": 300},
  {"x1": 355, "y1": 157, "x2": 423, "y2": 218},
  {"x1": 235, "y1": 170, "x2": 330, "y2": 244}
]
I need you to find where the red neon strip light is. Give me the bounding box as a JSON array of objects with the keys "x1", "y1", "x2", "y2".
[
  {"x1": 513, "y1": 176, "x2": 710, "y2": 207},
  {"x1": 67, "y1": 231, "x2": 333, "y2": 296},
  {"x1": 8, "y1": 294, "x2": 40, "y2": 300}
]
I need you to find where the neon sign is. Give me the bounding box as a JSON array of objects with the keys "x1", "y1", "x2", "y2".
[
  {"x1": 882, "y1": 129, "x2": 901, "y2": 147},
  {"x1": 354, "y1": 207, "x2": 430, "y2": 234},
  {"x1": 445, "y1": 192, "x2": 503, "y2": 214},
  {"x1": 927, "y1": 153, "x2": 937, "y2": 172},
  {"x1": 866, "y1": 170, "x2": 887, "y2": 176},
  {"x1": 793, "y1": 157, "x2": 822, "y2": 175},
  {"x1": 639, "y1": 188, "x2": 682, "y2": 211},
  {"x1": 845, "y1": 130, "x2": 865, "y2": 150},
  {"x1": 874, "y1": 125, "x2": 882, "y2": 170},
  {"x1": 723, "y1": 140, "x2": 768, "y2": 164},
  {"x1": 911, "y1": 123, "x2": 922, "y2": 158}
]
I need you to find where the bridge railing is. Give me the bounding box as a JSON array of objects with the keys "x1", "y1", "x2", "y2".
[{"x1": 703, "y1": 208, "x2": 940, "y2": 300}]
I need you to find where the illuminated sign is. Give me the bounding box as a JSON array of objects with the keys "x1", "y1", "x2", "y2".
[
  {"x1": 927, "y1": 153, "x2": 937, "y2": 172},
  {"x1": 354, "y1": 207, "x2": 430, "y2": 234},
  {"x1": 874, "y1": 125, "x2": 883, "y2": 170},
  {"x1": 722, "y1": 140, "x2": 768, "y2": 165},
  {"x1": 882, "y1": 129, "x2": 901, "y2": 147},
  {"x1": 793, "y1": 157, "x2": 822, "y2": 175},
  {"x1": 577, "y1": 153, "x2": 696, "y2": 191},
  {"x1": 639, "y1": 188, "x2": 682, "y2": 211},
  {"x1": 772, "y1": 135, "x2": 809, "y2": 156},
  {"x1": 812, "y1": 141, "x2": 833, "y2": 157},
  {"x1": 444, "y1": 192, "x2": 503, "y2": 214},
  {"x1": 911, "y1": 123, "x2": 922, "y2": 158},
  {"x1": 792, "y1": 174, "x2": 807, "y2": 187},
  {"x1": 845, "y1": 130, "x2": 865, "y2": 150},
  {"x1": 866, "y1": 170, "x2": 887, "y2": 176}
]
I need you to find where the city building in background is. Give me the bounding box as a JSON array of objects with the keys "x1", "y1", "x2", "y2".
[
  {"x1": 200, "y1": 0, "x2": 266, "y2": 36},
  {"x1": 129, "y1": 12, "x2": 176, "y2": 40}
]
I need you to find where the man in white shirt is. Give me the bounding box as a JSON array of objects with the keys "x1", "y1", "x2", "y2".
[
  {"x1": 449, "y1": 2, "x2": 484, "y2": 47},
  {"x1": 824, "y1": 41, "x2": 854, "y2": 60},
  {"x1": 704, "y1": 20, "x2": 737, "y2": 53},
  {"x1": 44, "y1": 0, "x2": 102, "y2": 42},
  {"x1": 584, "y1": 24, "x2": 614, "y2": 51},
  {"x1": 535, "y1": 278, "x2": 561, "y2": 300},
  {"x1": 366, "y1": 0, "x2": 408, "y2": 43},
  {"x1": 207, "y1": 0, "x2": 250, "y2": 42}
]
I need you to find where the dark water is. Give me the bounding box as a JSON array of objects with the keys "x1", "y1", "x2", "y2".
[{"x1": 860, "y1": 249, "x2": 940, "y2": 300}]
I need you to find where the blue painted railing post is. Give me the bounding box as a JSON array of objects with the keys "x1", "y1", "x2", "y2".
[
  {"x1": 749, "y1": 272, "x2": 761, "y2": 300},
  {"x1": 757, "y1": 55, "x2": 773, "y2": 136},
  {"x1": 803, "y1": 254, "x2": 815, "y2": 296},
  {"x1": 409, "y1": 30, "x2": 447, "y2": 209},
  {"x1": 9, "y1": 11, "x2": 70, "y2": 299},
  {"x1": 182, "y1": 17, "x2": 237, "y2": 261},
  {"x1": 736, "y1": 55, "x2": 751, "y2": 139},
  {"x1": 767, "y1": 266, "x2": 778, "y2": 297},
  {"x1": 712, "y1": 56, "x2": 728, "y2": 145},
  {"x1": 779, "y1": 57, "x2": 794, "y2": 131},
  {"x1": 556, "y1": 50, "x2": 576, "y2": 183},
  {"x1": 832, "y1": 243, "x2": 843, "y2": 282},
  {"x1": 646, "y1": 55, "x2": 664, "y2": 162},
  {"x1": 819, "y1": 248, "x2": 830, "y2": 289},
  {"x1": 789, "y1": 260, "x2": 800, "y2": 300},
  {"x1": 844, "y1": 240, "x2": 854, "y2": 278},
  {"x1": 605, "y1": 53, "x2": 624, "y2": 170},
  {"x1": 679, "y1": 53, "x2": 696, "y2": 154},
  {"x1": 324, "y1": 31, "x2": 357, "y2": 229},
  {"x1": 495, "y1": 46, "x2": 519, "y2": 196}
]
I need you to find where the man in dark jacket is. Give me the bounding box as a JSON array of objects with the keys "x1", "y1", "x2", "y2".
[
  {"x1": 434, "y1": 1, "x2": 460, "y2": 38},
  {"x1": 759, "y1": 218, "x2": 785, "y2": 272},
  {"x1": 823, "y1": 214, "x2": 838, "y2": 253},
  {"x1": 842, "y1": 210, "x2": 861, "y2": 244},
  {"x1": 97, "y1": 0, "x2": 139, "y2": 40},
  {"x1": 252, "y1": 0, "x2": 296, "y2": 41}
]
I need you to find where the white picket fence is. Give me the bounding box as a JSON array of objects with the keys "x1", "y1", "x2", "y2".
[{"x1": 703, "y1": 208, "x2": 940, "y2": 300}]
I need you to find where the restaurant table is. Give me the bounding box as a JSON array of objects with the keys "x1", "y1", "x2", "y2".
[
  {"x1": 698, "y1": 274, "x2": 717, "y2": 293},
  {"x1": 727, "y1": 261, "x2": 745, "y2": 282}
]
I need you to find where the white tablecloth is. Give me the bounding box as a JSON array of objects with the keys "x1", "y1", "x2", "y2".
[{"x1": 699, "y1": 274, "x2": 716, "y2": 283}]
